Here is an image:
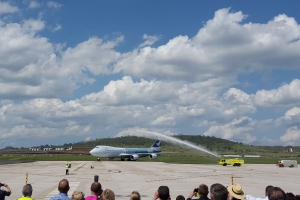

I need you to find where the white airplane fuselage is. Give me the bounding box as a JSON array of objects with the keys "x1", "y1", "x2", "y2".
[{"x1": 90, "y1": 140, "x2": 162, "y2": 160}]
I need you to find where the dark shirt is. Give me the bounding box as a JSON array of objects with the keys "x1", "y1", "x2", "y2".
[
  {"x1": 0, "y1": 189, "x2": 11, "y2": 200},
  {"x1": 187, "y1": 195, "x2": 210, "y2": 200}
]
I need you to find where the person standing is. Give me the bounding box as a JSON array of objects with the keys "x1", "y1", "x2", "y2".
[
  {"x1": 17, "y1": 184, "x2": 33, "y2": 200},
  {"x1": 130, "y1": 191, "x2": 141, "y2": 200},
  {"x1": 187, "y1": 184, "x2": 210, "y2": 200},
  {"x1": 50, "y1": 179, "x2": 71, "y2": 200},
  {"x1": 72, "y1": 191, "x2": 85, "y2": 200},
  {"x1": 268, "y1": 187, "x2": 287, "y2": 200},
  {"x1": 227, "y1": 183, "x2": 246, "y2": 200},
  {"x1": 246, "y1": 185, "x2": 273, "y2": 200},
  {"x1": 66, "y1": 163, "x2": 69, "y2": 175},
  {"x1": 153, "y1": 186, "x2": 171, "y2": 200},
  {"x1": 85, "y1": 182, "x2": 103, "y2": 200},
  {"x1": 101, "y1": 189, "x2": 115, "y2": 200},
  {"x1": 210, "y1": 183, "x2": 228, "y2": 200},
  {"x1": 0, "y1": 182, "x2": 11, "y2": 200}
]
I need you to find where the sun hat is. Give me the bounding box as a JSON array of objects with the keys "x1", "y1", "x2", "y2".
[{"x1": 227, "y1": 184, "x2": 246, "y2": 199}]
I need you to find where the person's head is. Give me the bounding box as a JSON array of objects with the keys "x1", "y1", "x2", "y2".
[
  {"x1": 22, "y1": 184, "x2": 33, "y2": 197},
  {"x1": 227, "y1": 184, "x2": 246, "y2": 200},
  {"x1": 293, "y1": 195, "x2": 300, "y2": 200},
  {"x1": 265, "y1": 186, "x2": 274, "y2": 197},
  {"x1": 210, "y1": 183, "x2": 228, "y2": 200},
  {"x1": 176, "y1": 195, "x2": 185, "y2": 200},
  {"x1": 72, "y1": 191, "x2": 85, "y2": 200},
  {"x1": 158, "y1": 186, "x2": 170, "y2": 200},
  {"x1": 286, "y1": 192, "x2": 295, "y2": 200},
  {"x1": 101, "y1": 189, "x2": 115, "y2": 200},
  {"x1": 268, "y1": 187, "x2": 287, "y2": 200},
  {"x1": 58, "y1": 179, "x2": 70, "y2": 194},
  {"x1": 130, "y1": 191, "x2": 141, "y2": 200},
  {"x1": 199, "y1": 184, "x2": 209, "y2": 196},
  {"x1": 91, "y1": 182, "x2": 102, "y2": 196}
]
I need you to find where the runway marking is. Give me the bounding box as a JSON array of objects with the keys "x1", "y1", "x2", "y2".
[
  {"x1": 44, "y1": 182, "x2": 80, "y2": 200},
  {"x1": 75, "y1": 163, "x2": 87, "y2": 171},
  {"x1": 146, "y1": 173, "x2": 244, "y2": 182}
]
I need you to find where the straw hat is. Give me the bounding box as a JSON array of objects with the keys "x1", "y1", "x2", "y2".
[{"x1": 227, "y1": 184, "x2": 246, "y2": 199}]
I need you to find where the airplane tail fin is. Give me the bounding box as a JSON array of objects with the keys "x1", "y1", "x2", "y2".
[{"x1": 151, "y1": 140, "x2": 161, "y2": 148}]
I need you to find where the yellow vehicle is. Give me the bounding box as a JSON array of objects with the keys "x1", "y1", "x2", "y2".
[{"x1": 218, "y1": 158, "x2": 244, "y2": 166}]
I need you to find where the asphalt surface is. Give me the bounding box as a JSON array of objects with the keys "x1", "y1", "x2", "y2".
[{"x1": 0, "y1": 161, "x2": 298, "y2": 200}]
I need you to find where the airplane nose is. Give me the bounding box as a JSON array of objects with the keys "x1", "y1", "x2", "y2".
[{"x1": 90, "y1": 149, "x2": 95, "y2": 155}]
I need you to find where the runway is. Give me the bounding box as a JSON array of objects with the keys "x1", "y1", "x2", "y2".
[{"x1": 0, "y1": 161, "x2": 298, "y2": 200}]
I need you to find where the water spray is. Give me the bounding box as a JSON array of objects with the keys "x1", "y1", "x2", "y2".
[{"x1": 132, "y1": 130, "x2": 221, "y2": 158}]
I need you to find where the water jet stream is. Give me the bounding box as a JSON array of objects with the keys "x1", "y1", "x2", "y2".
[{"x1": 129, "y1": 130, "x2": 221, "y2": 158}]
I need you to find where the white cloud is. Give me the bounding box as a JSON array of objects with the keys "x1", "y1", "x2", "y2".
[
  {"x1": 47, "y1": 1, "x2": 62, "y2": 9},
  {"x1": 0, "y1": 76, "x2": 298, "y2": 146},
  {"x1": 1, "y1": 7, "x2": 300, "y2": 146},
  {"x1": 280, "y1": 126, "x2": 300, "y2": 145},
  {"x1": 113, "y1": 8, "x2": 300, "y2": 86},
  {"x1": 81, "y1": 76, "x2": 253, "y2": 123},
  {"x1": 0, "y1": 2, "x2": 18, "y2": 15},
  {"x1": 0, "y1": 16, "x2": 127, "y2": 99},
  {"x1": 138, "y1": 34, "x2": 161, "y2": 48},
  {"x1": 254, "y1": 79, "x2": 300, "y2": 108},
  {"x1": 61, "y1": 36, "x2": 123, "y2": 76},
  {"x1": 151, "y1": 115, "x2": 176, "y2": 126},
  {"x1": 275, "y1": 107, "x2": 300, "y2": 129},
  {"x1": 283, "y1": 107, "x2": 300, "y2": 120},
  {"x1": 28, "y1": 1, "x2": 41, "y2": 9},
  {"x1": 203, "y1": 117, "x2": 257, "y2": 143},
  {"x1": 52, "y1": 24, "x2": 62, "y2": 32},
  {"x1": 221, "y1": 88, "x2": 256, "y2": 116},
  {"x1": 115, "y1": 127, "x2": 176, "y2": 139}
]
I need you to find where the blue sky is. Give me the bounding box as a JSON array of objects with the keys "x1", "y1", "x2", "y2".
[{"x1": 1, "y1": 1, "x2": 300, "y2": 148}]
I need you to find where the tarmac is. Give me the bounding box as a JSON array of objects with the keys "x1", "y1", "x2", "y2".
[{"x1": 0, "y1": 161, "x2": 298, "y2": 200}]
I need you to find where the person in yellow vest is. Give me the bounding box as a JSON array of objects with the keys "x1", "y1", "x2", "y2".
[
  {"x1": 66, "y1": 163, "x2": 69, "y2": 175},
  {"x1": 18, "y1": 184, "x2": 33, "y2": 200}
]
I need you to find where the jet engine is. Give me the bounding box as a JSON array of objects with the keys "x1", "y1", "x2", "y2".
[
  {"x1": 130, "y1": 154, "x2": 139, "y2": 160},
  {"x1": 149, "y1": 153, "x2": 158, "y2": 159}
]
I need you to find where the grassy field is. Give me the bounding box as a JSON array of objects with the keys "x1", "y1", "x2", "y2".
[{"x1": 1, "y1": 154, "x2": 299, "y2": 165}]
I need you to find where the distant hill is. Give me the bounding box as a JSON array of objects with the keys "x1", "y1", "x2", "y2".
[
  {"x1": 2, "y1": 146, "x2": 18, "y2": 150},
  {"x1": 2, "y1": 135, "x2": 299, "y2": 157},
  {"x1": 61, "y1": 135, "x2": 300, "y2": 157}
]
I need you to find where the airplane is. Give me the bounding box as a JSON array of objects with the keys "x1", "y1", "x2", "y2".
[{"x1": 89, "y1": 140, "x2": 161, "y2": 161}]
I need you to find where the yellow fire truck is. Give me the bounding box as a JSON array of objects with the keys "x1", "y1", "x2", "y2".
[{"x1": 218, "y1": 158, "x2": 244, "y2": 166}]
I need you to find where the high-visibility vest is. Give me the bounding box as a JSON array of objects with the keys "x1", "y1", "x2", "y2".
[
  {"x1": 18, "y1": 196, "x2": 33, "y2": 200},
  {"x1": 66, "y1": 164, "x2": 69, "y2": 169}
]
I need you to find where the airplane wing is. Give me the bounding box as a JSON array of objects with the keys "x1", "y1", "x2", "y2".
[
  {"x1": 119, "y1": 152, "x2": 159, "y2": 158},
  {"x1": 119, "y1": 153, "x2": 132, "y2": 158}
]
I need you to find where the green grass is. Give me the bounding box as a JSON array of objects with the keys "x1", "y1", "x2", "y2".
[
  {"x1": 0, "y1": 155, "x2": 95, "y2": 161},
  {"x1": 1, "y1": 155, "x2": 299, "y2": 165}
]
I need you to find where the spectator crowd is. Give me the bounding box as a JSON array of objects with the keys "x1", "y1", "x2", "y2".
[{"x1": 0, "y1": 179, "x2": 297, "y2": 200}]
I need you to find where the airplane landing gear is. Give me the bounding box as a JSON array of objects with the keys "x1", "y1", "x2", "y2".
[
  {"x1": 97, "y1": 158, "x2": 100, "y2": 161},
  {"x1": 121, "y1": 158, "x2": 125, "y2": 161}
]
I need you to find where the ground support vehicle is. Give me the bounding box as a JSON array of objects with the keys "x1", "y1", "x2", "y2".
[
  {"x1": 277, "y1": 160, "x2": 297, "y2": 168},
  {"x1": 218, "y1": 158, "x2": 244, "y2": 166}
]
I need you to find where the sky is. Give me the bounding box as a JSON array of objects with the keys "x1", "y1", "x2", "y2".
[{"x1": 0, "y1": 1, "x2": 300, "y2": 148}]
